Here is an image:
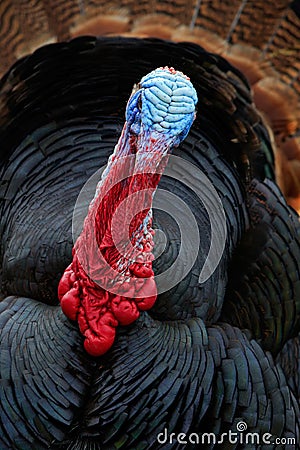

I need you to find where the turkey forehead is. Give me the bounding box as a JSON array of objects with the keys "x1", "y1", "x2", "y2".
[{"x1": 127, "y1": 67, "x2": 198, "y2": 142}]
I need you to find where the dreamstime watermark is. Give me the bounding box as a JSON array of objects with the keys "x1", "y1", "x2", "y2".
[
  {"x1": 157, "y1": 421, "x2": 296, "y2": 446},
  {"x1": 72, "y1": 154, "x2": 227, "y2": 295}
]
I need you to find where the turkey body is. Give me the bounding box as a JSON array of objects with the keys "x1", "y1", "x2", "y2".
[{"x1": 0, "y1": 31, "x2": 300, "y2": 450}]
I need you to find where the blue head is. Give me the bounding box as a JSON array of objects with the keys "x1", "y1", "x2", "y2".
[{"x1": 126, "y1": 67, "x2": 198, "y2": 150}]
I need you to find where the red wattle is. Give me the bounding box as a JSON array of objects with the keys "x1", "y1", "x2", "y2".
[
  {"x1": 60, "y1": 286, "x2": 80, "y2": 321},
  {"x1": 58, "y1": 264, "x2": 73, "y2": 299},
  {"x1": 136, "y1": 295, "x2": 157, "y2": 311},
  {"x1": 129, "y1": 262, "x2": 153, "y2": 278},
  {"x1": 111, "y1": 296, "x2": 140, "y2": 325},
  {"x1": 83, "y1": 324, "x2": 117, "y2": 357},
  {"x1": 135, "y1": 277, "x2": 157, "y2": 310},
  {"x1": 58, "y1": 122, "x2": 169, "y2": 356}
]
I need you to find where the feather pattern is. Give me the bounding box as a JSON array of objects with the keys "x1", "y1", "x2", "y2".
[
  {"x1": 0, "y1": 3, "x2": 300, "y2": 449},
  {"x1": 221, "y1": 178, "x2": 300, "y2": 355}
]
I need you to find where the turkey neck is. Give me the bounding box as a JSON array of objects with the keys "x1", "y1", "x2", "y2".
[
  {"x1": 58, "y1": 118, "x2": 165, "y2": 358},
  {"x1": 58, "y1": 67, "x2": 197, "y2": 357}
]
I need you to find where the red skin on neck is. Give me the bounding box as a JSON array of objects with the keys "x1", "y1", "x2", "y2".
[{"x1": 58, "y1": 130, "x2": 166, "y2": 356}]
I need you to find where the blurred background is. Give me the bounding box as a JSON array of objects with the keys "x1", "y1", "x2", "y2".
[{"x1": 0, "y1": 0, "x2": 299, "y2": 211}]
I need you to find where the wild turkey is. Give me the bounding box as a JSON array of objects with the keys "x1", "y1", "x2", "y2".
[{"x1": 0, "y1": 2, "x2": 300, "y2": 450}]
